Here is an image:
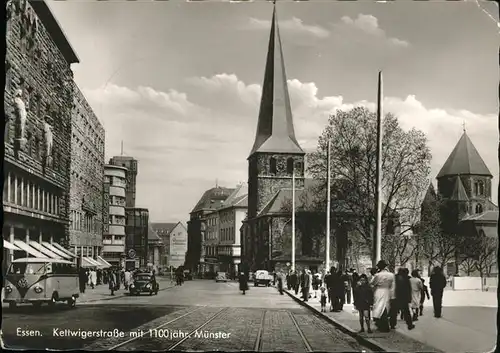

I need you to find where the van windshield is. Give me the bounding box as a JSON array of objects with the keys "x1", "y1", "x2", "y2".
[{"x1": 9, "y1": 262, "x2": 48, "y2": 275}]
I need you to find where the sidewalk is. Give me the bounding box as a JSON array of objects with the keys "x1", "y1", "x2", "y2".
[{"x1": 285, "y1": 289, "x2": 496, "y2": 353}]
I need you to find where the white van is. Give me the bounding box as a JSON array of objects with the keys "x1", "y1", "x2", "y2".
[{"x1": 4, "y1": 257, "x2": 79, "y2": 309}]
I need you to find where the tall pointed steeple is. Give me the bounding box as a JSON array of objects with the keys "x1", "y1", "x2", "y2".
[
  {"x1": 437, "y1": 131, "x2": 492, "y2": 178},
  {"x1": 248, "y1": 4, "x2": 304, "y2": 158},
  {"x1": 450, "y1": 176, "x2": 469, "y2": 202}
]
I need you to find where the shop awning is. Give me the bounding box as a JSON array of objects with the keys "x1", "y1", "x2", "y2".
[
  {"x1": 4, "y1": 239, "x2": 22, "y2": 251},
  {"x1": 41, "y1": 242, "x2": 72, "y2": 260},
  {"x1": 13, "y1": 240, "x2": 49, "y2": 258},
  {"x1": 97, "y1": 256, "x2": 112, "y2": 268},
  {"x1": 29, "y1": 241, "x2": 63, "y2": 260},
  {"x1": 81, "y1": 257, "x2": 103, "y2": 268},
  {"x1": 51, "y1": 242, "x2": 78, "y2": 258}
]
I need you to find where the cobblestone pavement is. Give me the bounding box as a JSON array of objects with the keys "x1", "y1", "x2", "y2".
[
  {"x1": 84, "y1": 280, "x2": 372, "y2": 352},
  {"x1": 2, "y1": 304, "x2": 181, "y2": 350}
]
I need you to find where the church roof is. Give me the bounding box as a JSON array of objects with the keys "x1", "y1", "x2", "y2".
[
  {"x1": 461, "y1": 210, "x2": 498, "y2": 223},
  {"x1": 248, "y1": 6, "x2": 304, "y2": 158},
  {"x1": 191, "y1": 187, "x2": 235, "y2": 214},
  {"x1": 437, "y1": 131, "x2": 492, "y2": 178},
  {"x1": 450, "y1": 176, "x2": 469, "y2": 202}
]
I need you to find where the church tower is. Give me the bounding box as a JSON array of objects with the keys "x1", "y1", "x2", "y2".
[
  {"x1": 436, "y1": 130, "x2": 493, "y2": 217},
  {"x1": 247, "y1": 5, "x2": 305, "y2": 220}
]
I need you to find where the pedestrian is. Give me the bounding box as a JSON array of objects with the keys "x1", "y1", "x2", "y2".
[
  {"x1": 325, "y1": 268, "x2": 335, "y2": 311},
  {"x1": 124, "y1": 269, "x2": 131, "y2": 290},
  {"x1": 277, "y1": 272, "x2": 284, "y2": 295},
  {"x1": 109, "y1": 271, "x2": 117, "y2": 296},
  {"x1": 289, "y1": 271, "x2": 298, "y2": 294},
  {"x1": 351, "y1": 268, "x2": 359, "y2": 313},
  {"x1": 342, "y1": 269, "x2": 352, "y2": 305},
  {"x1": 409, "y1": 270, "x2": 423, "y2": 321},
  {"x1": 354, "y1": 274, "x2": 373, "y2": 333},
  {"x1": 239, "y1": 272, "x2": 248, "y2": 295},
  {"x1": 90, "y1": 269, "x2": 97, "y2": 289},
  {"x1": 300, "y1": 268, "x2": 311, "y2": 302},
  {"x1": 429, "y1": 266, "x2": 447, "y2": 318},
  {"x1": 319, "y1": 285, "x2": 327, "y2": 312},
  {"x1": 286, "y1": 272, "x2": 291, "y2": 290},
  {"x1": 419, "y1": 278, "x2": 430, "y2": 316},
  {"x1": 370, "y1": 260, "x2": 394, "y2": 332},
  {"x1": 312, "y1": 272, "x2": 320, "y2": 298},
  {"x1": 334, "y1": 269, "x2": 345, "y2": 311},
  {"x1": 390, "y1": 268, "x2": 414, "y2": 330}
]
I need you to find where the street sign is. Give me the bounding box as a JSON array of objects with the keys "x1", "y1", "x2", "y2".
[{"x1": 128, "y1": 249, "x2": 136, "y2": 259}]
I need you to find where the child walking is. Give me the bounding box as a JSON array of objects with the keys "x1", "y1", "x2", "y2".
[
  {"x1": 353, "y1": 274, "x2": 373, "y2": 333},
  {"x1": 320, "y1": 285, "x2": 327, "y2": 312}
]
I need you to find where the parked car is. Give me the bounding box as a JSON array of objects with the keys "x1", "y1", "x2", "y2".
[
  {"x1": 129, "y1": 273, "x2": 159, "y2": 296},
  {"x1": 253, "y1": 270, "x2": 272, "y2": 287},
  {"x1": 215, "y1": 272, "x2": 228, "y2": 283}
]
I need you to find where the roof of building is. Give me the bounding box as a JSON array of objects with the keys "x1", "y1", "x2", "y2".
[
  {"x1": 151, "y1": 222, "x2": 185, "y2": 237},
  {"x1": 450, "y1": 176, "x2": 469, "y2": 202},
  {"x1": 248, "y1": 6, "x2": 304, "y2": 158},
  {"x1": 422, "y1": 183, "x2": 437, "y2": 204},
  {"x1": 219, "y1": 183, "x2": 248, "y2": 210},
  {"x1": 147, "y1": 223, "x2": 162, "y2": 242},
  {"x1": 191, "y1": 187, "x2": 235, "y2": 214},
  {"x1": 31, "y1": 1, "x2": 79, "y2": 64},
  {"x1": 437, "y1": 131, "x2": 492, "y2": 178},
  {"x1": 461, "y1": 210, "x2": 498, "y2": 223}
]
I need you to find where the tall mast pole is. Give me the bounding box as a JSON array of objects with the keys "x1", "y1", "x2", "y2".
[
  {"x1": 291, "y1": 171, "x2": 296, "y2": 272},
  {"x1": 373, "y1": 71, "x2": 383, "y2": 267},
  {"x1": 326, "y1": 140, "x2": 331, "y2": 271}
]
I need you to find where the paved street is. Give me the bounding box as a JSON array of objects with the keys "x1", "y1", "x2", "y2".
[{"x1": 2, "y1": 280, "x2": 371, "y2": 352}]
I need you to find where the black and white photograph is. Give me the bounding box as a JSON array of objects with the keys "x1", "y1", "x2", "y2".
[{"x1": 2, "y1": 0, "x2": 499, "y2": 352}]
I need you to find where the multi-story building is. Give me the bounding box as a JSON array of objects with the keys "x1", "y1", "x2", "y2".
[
  {"x1": 185, "y1": 186, "x2": 234, "y2": 273},
  {"x1": 152, "y1": 222, "x2": 188, "y2": 269},
  {"x1": 200, "y1": 184, "x2": 248, "y2": 276},
  {"x1": 3, "y1": 0, "x2": 79, "y2": 264},
  {"x1": 108, "y1": 156, "x2": 138, "y2": 208},
  {"x1": 125, "y1": 208, "x2": 149, "y2": 270},
  {"x1": 147, "y1": 223, "x2": 163, "y2": 272},
  {"x1": 102, "y1": 165, "x2": 127, "y2": 266},
  {"x1": 69, "y1": 83, "x2": 105, "y2": 260}
]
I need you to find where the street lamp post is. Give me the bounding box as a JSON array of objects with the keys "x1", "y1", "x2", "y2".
[
  {"x1": 326, "y1": 139, "x2": 331, "y2": 271},
  {"x1": 291, "y1": 171, "x2": 296, "y2": 272},
  {"x1": 373, "y1": 71, "x2": 384, "y2": 267}
]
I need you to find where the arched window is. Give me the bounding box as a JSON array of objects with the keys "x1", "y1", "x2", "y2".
[
  {"x1": 475, "y1": 203, "x2": 483, "y2": 214},
  {"x1": 475, "y1": 181, "x2": 485, "y2": 196},
  {"x1": 286, "y1": 157, "x2": 294, "y2": 175},
  {"x1": 269, "y1": 157, "x2": 277, "y2": 174}
]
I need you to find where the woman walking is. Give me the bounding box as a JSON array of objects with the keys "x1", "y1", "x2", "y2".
[
  {"x1": 109, "y1": 271, "x2": 117, "y2": 296},
  {"x1": 370, "y1": 260, "x2": 394, "y2": 332},
  {"x1": 409, "y1": 270, "x2": 423, "y2": 321}
]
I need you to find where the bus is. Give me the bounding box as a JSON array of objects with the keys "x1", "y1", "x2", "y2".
[{"x1": 4, "y1": 257, "x2": 79, "y2": 309}]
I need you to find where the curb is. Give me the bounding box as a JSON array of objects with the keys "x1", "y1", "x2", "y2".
[
  {"x1": 81, "y1": 284, "x2": 176, "y2": 304},
  {"x1": 284, "y1": 290, "x2": 392, "y2": 352}
]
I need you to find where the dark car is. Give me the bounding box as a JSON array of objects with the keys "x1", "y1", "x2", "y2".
[{"x1": 129, "y1": 273, "x2": 159, "y2": 296}]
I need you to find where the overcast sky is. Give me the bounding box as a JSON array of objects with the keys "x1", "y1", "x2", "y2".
[{"x1": 47, "y1": 0, "x2": 499, "y2": 222}]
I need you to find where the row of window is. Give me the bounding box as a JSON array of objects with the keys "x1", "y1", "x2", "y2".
[
  {"x1": 72, "y1": 136, "x2": 103, "y2": 175},
  {"x1": 70, "y1": 210, "x2": 101, "y2": 234},
  {"x1": 102, "y1": 236, "x2": 125, "y2": 245},
  {"x1": 220, "y1": 227, "x2": 235, "y2": 242},
  {"x1": 3, "y1": 172, "x2": 60, "y2": 215},
  {"x1": 104, "y1": 175, "x2": 126, "y2": 188},
  {"x1": 207, "y1": 217, "x2": 217, "y2": 226},
  {"x1": 219, "y1": 211, "x2": 232, "y2": 223},
  {"x1": 110, "y1": 196, "x2": 126, "y2": 207},
  {"x1": 205, "y1": 246, "x2": 217, "y2": 257},
  {"x1": 474, "y1": 181, "x2": 485, "y2": 196},
  {"x1": 109, "y1": 215, "x2": 126, "y2": 225},
  {"x1": 73, "y1": 110, "x2": 104, "y2": 153}
]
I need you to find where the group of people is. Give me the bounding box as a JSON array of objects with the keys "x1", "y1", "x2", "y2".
[
  {"x1": 282, "y1": 261, "x2": 447, "y2": 334},
  {"x1": 78, "y1": 267, "x2": 157, "y2": 296}
]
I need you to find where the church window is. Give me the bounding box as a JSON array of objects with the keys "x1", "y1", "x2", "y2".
[
  {"x1": 475, "y1": 181, "x2": 484, "y2": 196},
  {"x1": 286, "y1": 157, "x2": 294, "y2": 175},
  {"x1": 269, "y1": 157, "x2": 277, "y2": 174},
  {"x1": 475, "y1": 203, "x2": 483, "y2": 214}
]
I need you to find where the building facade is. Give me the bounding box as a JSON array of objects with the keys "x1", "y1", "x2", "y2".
[
  {"x1": 147, "y1": 223, "x2": 163, "y2": 272},
  {"x1": 125, "y1": 208, "x2": 149, "y2": 270},
  {"x1": 242, "y1": 7, "x2": 306, "y2": 273},
  {"x1": 108, "y1": 156, "x2": 138, "y2": 208},
  {"x1": 69, "y1": 83, "x2": 105, "y2": 259},
  {"x1": 4, "y1": 0, "x2": 79, "y2": 264},
  {"x1": 102, "y1": 165, "x2": 127, "y2": 266},
  {"x1": 185, "y1": 186, "x2": 234, "y2": 273},
  {"x1": 151, "y1": 222, "x2": 188, "y2": 269}
]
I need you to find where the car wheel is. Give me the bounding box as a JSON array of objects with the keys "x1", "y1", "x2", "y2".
[
  {"x1": 149, "y1": 291, "x2": 153, "y2": 296},
  {"x1": 67, "y1": 297, "x2": 76, "y2": 308},
  {"x1": 155, "y1": 290, "x2": 158, "y2": 295}
]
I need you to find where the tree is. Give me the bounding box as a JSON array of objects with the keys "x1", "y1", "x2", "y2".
[
  {"x1": 474, "y1": 234, "x2": 497, "y2": 278},
  {"x1": 418, "y1": 194, "x2": 457, "y2": 269},
  {"x1": 307, "y1": 107, "x2": 432, "y2": 255},
  {"x1": 382, "y1": 234, "x2": 417, "y2": 270},
  {"x1": 459, "y1": 257, "x2": 477, "y2": 276}
]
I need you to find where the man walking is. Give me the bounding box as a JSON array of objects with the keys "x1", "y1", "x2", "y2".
[{"x1": 300, "y1": 268, "x2": 311, "y2": 302}]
